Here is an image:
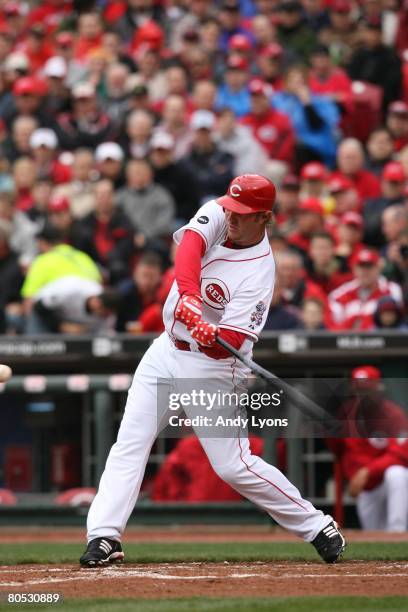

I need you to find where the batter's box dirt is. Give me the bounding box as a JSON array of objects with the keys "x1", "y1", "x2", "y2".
[{"x1": 0, "y1": 562, "x2": 408, "y2": 599}]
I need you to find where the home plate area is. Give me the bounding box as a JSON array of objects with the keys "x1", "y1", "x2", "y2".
[{"x1": 1, "y1": 562, "x2": 408, "y2": 599}]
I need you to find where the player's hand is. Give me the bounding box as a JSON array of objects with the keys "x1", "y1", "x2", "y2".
[
  {"x1": 191, "y1": 320, "x2": 218, "y2": 347},
  {"x1": 349, "y1": 467, "x2": 370, "y2": 497},
  {"x1": 175, "y1": 294, "x2": 203, "y2": 330}
]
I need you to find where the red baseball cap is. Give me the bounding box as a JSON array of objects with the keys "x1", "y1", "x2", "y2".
[
  {"x1": 330, "y1": 0, "x2": 351, "y2": 12},
  {"x1": 56, "y1": 32, "x2": 74, "y2": 47},
  {"x1": 229, "y1": 34, "x2": 252, "y2": 51},
  {"x1": 388, "y1": 101, "x2": 408, "y2": 116},
  {"x1": 351, "y1": 366, "x2": 381, "y2": 380},
  {"x1": 327, "y1": 175, "x2": 353, "y2": 193},
  {"x1": 248, "y1": 78, "x2": 272, "y2": 97},
  {"x1": 47, "y1": 196, "x2": 70, "y2": 214},
  {"x1": 217, "y1": 174, "x2": 276, "y2": 214},
  {"x1": 226, "y1": 55, "x2": 249, "y2": 71},
  {"x1": 13, "y1": 76, "x2": 41, "y2": 96},
  {"x1": 259, "y1": 43, "x2": 284, "y2": 59},
  {"x1": 300, "y1": 162, "x2": 326, "y2": 181},
  {"x1": 382, "y1": 161, "x2": 406, "y2": 182},
  {"x1": 354, "y1": 248, "x2": 379, "y2": 266},
  {"x1": 4, "y1": 1, "x2": 22, "y2": 17},
  {"x1": 281, "y1": 174, "x2": 300, "y2": 190},
  {"x1": 340, "y1": 211, "x2": 363, "y2": 229},
  {"x1": 298, "y1": 197, "x2": 324, "y2": 215}
]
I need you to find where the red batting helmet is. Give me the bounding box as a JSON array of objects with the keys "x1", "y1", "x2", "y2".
[
  {"x1": 351, "y1": 366, "x2": 381, "y2": 380},
  {"x1": 217, "y1": 174, "x2": 276, "y2": 214}
]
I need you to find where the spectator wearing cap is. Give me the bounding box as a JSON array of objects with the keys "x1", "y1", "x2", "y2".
[
  {"x1": 373, "y1": 296, "x2": 407, "y2": 330},
  {"x1": 241, "y1": 78, "x2": 295, "y2": 181},
  {"x1": 74, "y1": 12, "x2": 104, "y2": 63},
  {"x1": 273, "y1": 64, "x2": 340, "y2": 167},
  {"x1": 330, "y1": 138, "x2": 381, "y2": 203},
  {"x1": 302, "y1": 0, "x2": 330, "y2": 32},
  {"x1": 1, "y1": 76, "x2": 51, "y2": 128},
  {"x1": 274, "y1": 174, "x2": 300, "y2": 235},
  {"x1": 327, "y1": 175, "x2": 360, "y2": 217},
  {"x1": 46, "y1": 195, "x2": 83, "y2": 249},
  {"x1": 42, "y1": 56, "x2": 71, "y2": 116},
  {"x1": 386, "y1": 101, "x2": 408, "y2": 153},
  {"x1": 149, "y1": 131, "x2": 200, "y2": 225},
  {"x1": 347, "y1": 17, "x2": 402, "y2": 112},
  {"x1": 53, "y1": 148, "x2": 96, "y2": 220},
  {"x1": 330, "y1": 366, "x2": 408, "y2": 531},
  {"x1": 218, "y1": 0, "x2": 253, "y2": 52},
  {"x1": 216, "y1": 55, "x2": 251, "y2": 118},
  {"x1": 2, "y1": 115, "x2": 38, "y2": 163},
  {"x1": 56, "y1": 81, "x2": 115, "y2": 150},
  {"x1": 117, "y1": 159, "x2": 175, "y2": 246},
  {"x1": 0, "y1": 218, "x2": 24, "y2": 334},
  {"x1": 54, "y1": 32, "x2": 87, "y2": 90},
  {"x1": 365, "y1": 127, "x2": 395, "y2": 177},
  {"x1": 2, "y1": 2, "x2": 27, "y2": 41},
  {"x1": 329, "y1": 248, "x2": 403, "y2": 329},
  {"x1": 318, "y1": 0, "x2": 358, "y2": 67},
  {"x1": 381, "y1": 206, "x2": 408, "y2": 293},
  {"x1": 29, "y1": 128, "x2": 71, "y2": 185},
  {"x1": 126, "y1": 82, "x2": 155, "y2": 117},
  {"x1": 256, "y1": 43, "x2": 285, "y2": 92},
  {"x1": 130, "y1": 19, "x2": 164, "y2": 57},
  {"x1": 113, "y1": 0, "x2": 166, "y2": 47},
  {"x1": 95, "y1": 142, "x2": 125, "y2": 190},
  {"x1": 300, "y1": 161, "x2": 326, "y2": 199},
  {"x1": 287, "y1": 197, "x2": 325, "y2": 257},
  {"x1": 27, "y1": 1, "x2": 72, "y2": 34},
  {"x1": 305, "y1": 231, "x2": 352, "y2": 294},
  {"x1": 274, "y1": 249, "x2": 328, "y2": 312},
  {"x1": 157, "y1": 96, "x2": 192, "y2": 161},
  {"x1": 228, "y1": 33, "x2": 253, "y2": 64},
  {"x1": 181, "y1": 110, "x2": 234, "y2": 204},
  {"x1": 363, "y1": 161, "x2": 406, "y2": 247},
  {"x1": 309, "y1": 44, "x2": 352, "y2": 107},
  {"x1": 216, "y1": 107, "x2": 268, "y2": 176},
  {"x1": 276, "y1": 1, "x2": 317, "y2": 62},
  {"x1": 121, "y1": 109, "x2": 154, "y2": 160},
  {"x1": 78, "y1": 178, "x2": 134, "y2": 283},
  {"x1": 18, "y1": 23, "x2": 53, "y2": 72},
  {"x1": 335, "y1": 211, "x2": 366, "y2": 270}
]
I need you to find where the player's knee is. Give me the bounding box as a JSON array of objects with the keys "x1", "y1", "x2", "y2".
[
  {"x1": 384, "y1": 465, "x2": 407, "y2": 485},
  {"x1": 212, "y1": 461, "x2": 241, "y2": 485}
]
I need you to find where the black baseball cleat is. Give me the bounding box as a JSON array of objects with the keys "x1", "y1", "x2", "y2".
[
  {"x1": 80, "y1": 537, "x2": 124, "y2": 567},
  {"x1": 312, "y1": 521, "x2": 346, "y2": 563}
]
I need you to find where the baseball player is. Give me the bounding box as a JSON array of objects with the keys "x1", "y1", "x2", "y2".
[{"x1": 80, "y1": 174, "x2": 346, "y2": 566}]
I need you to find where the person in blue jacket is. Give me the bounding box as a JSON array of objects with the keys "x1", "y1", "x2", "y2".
[{"x1": 272, "y1": 64, "x2": 340, "y2": 168}]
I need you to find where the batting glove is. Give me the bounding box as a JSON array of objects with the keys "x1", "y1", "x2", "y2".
[
  {"x1": 191, "y1": 320, "x2": 218, "y2": 347},
  {"x1": 175, "y1": 294, "x2": 203, "y2": 330}
]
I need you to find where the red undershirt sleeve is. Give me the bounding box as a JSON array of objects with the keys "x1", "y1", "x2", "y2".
[{"x1": 174, "y1": 230, "x2": 205, "y2": 297}]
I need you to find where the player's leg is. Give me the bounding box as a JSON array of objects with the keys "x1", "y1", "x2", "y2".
[
  {"x1": 383, "y1": 465, "x2": 408, "y2": 531},
  {"x1": 356, "y1": 485, "x2": 386, "y2": 530},
  {"x1": 82, "y1": 334, "x2": 175, "y2": 563}
]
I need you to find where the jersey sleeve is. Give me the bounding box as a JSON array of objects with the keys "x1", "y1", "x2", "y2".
[
  {"x1": 218, "y1": 285, "x2": 273, "y2": 341},
  {"x1": 173, "y1": 200, "x2": 226, "y2": 253}
]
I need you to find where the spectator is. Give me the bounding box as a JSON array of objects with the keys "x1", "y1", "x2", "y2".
[
  {"x1": 53, "y1": 148, "x2": 96, "y2": 219},
  {"x1": 216, "y1": 107, "x2": 268, "y2": 176},
  {"x1": 2, "y1": 76, "x2": 50, "y2": 127},
  {"x1": 157, "y1": 96, "x2": 192, "y2": 161},
  {"x1": 74, "y1": 11, "x2": 104, "y2": 63},
  {"x1": 386, "y1": 101, "x2": 408, "y2": 153},
  {"x1": 331, "y1": 366, "x2": 408, "y2": 531},
  {"x1": 121, "y1": 109, "x2": 154, "y2": 160},
  {"x1": 192, "y1": 80, "x2": 217, "y2": 113},
  {"x1": 241, "y1": 78, "x2": 295, "y2": 182},
  {"x1": 309, "y1": 44, "x2": 352, "y2": 105},
  {"x1": 276, "y1": 1, "x2": 317, "y2": 62},
  {"x1": 318, "y1": 0, "x2": 358, "y2": 67},
  {"x1": 54, "y1": 31, "x2": 87, "y2": 90},
  {"x1": 363, "y1": 162, "x2": 406, "y2": 247},
  {"x1": 335, "y1": 211, "x2": 366, "y2": 269},
  {"x1": 306, "y1": 231, "x2": 352, "y2": 294},
  {"x1": 181, "y1": 110, "x2": 234, "y2": 203},
  {"x1": 381, "y1": 206, "x2": 408, "y2": 292},
  {"x1": 218, "y1": 0, "x2": 252, "y2": 53},
  {"x1": 116, "y1": 252, "x2": 164, "y2": 333},
  {"x1": 95, "y1": 142, "x2": 125, "y2": 190},
  {"x1": 136, "y1": 48, "x2": 167, "y2": 103},
  {"x1": 12, "y1": 156, "x2": 37, "y2": 212},
  {"x1": 3, "y1": 115, "x2": 38, "y2": 162},
  {"x1": 274, "y1": 174, "x2": 300, "y2": 236},
  {"x1": 256, "y1": 43, "x2": 285, "y2": 91},
  {"x1": 373, "y1": 296, "x2": 407, "y2": 330},
  {"x1": 216, "y1": 55, "x2": 251, "y2": 118},
  {"x1": 0, "y1": 192, "x2": 38, "y2": 266},
  {"x1": 29, "y1": 128, "x2": 71, "y2": 185},
  {"x1": 347, "y1": 17, "x2": 402, "y2": 112},
  {"x1": 117, "y1": 159, "x2": 175, "y2": 242},
  {"x1": 273, "y1": 64, "x2": 340, "y2": 167},
  {"x1": 288, "y1": 198, "x2": 325, "y2": 257},
  {"x1": 299, "y1": 162, "x2": 327, "y2": 199},
  {"x1": 0, "y1": 219, "x2": 24, "y2": 334},
  {"x1": 329, "y1": 248, "x2": 403, "y2": 329},
  {"x1": 57, "y1": 82, "x2": 115, "y2": 151},
  {"x1": 326, "y1": 175, "x2": 360, "y2": 217},
  {"x1": 300, "y1": 296, "x2": 327, "y2": 330},
  {"x1": 365, "y1": 127, "x2": 395, "y2": 176},
  {"x1": 46, "y1": 195, "x2": 83, "y2": 248},
  {"x1": 149, "y1": 131, "x2": 200, "y2": 225},
  {"x1": 101, "y1": 63, "x2": 131, "y2": 123},
  {"x1": 330, "y1": 138, "x2": 381, "y2": 202},
  {"x1": 42, "y1": 56, "x2": 71, "y2": 117},
  {"x1": 263, "y1": 278, "x2": 301, "y2": 330},
  {"x1": 26, "y1": 278, "x2": 120, "y2": 336},
  {"x1": 113, "y1": 0, "x2": 166, "y2": 46},
  {"x1": 78, "y1": 179, "x2": 134, "y2": 283},
  {"x1": 275, "y1": 249, "x2": 327, "y2": 312}
]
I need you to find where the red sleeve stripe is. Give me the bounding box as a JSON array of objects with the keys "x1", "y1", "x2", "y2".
[{"x1": 219, "y1": 324, "x2": 258, "y2": 341}]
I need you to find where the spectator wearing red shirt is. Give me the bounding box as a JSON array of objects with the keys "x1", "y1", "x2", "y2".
[
  {"x1": 275, "y1": 249, "x2": 328, "y2": 312},
  {"x1": 335, "y1": 211, "x2": 366, "y2": 270},
  {"x1": 28, "y1": 1, "x2": 72, "y2": 34},
  {"x1": 309, "y1": 44, "x2": 352, "y2": 107},
  {"x1": 306, "y1": 231, "x2": 352, "y2": 294},
  {"x1": 288, "y1": 197, "x2": 325, "y2": 257},
  {"x1": 330, "y1": 366, "x2": 408, "y2": 531},
  {"x1": 329, "y1": 248, "x2": 403, "y2": 329},
  {"x1": 365, "y1": 127, "x2": 395, "y2": 177},
  {"x1": 241, "y1": 78, "x2": 295, "y2": 182},
  {"x1": 300, "y1": 161, "x2": 327, "y2": 199},
  {"x1": 17, "y1": 23, "x2": 53, "y2": 72},
  {"x1": 274, "y1": 174, "x2": 300, "y2": 235},
  {"x1": 29, "y1": 128, "x2": 71, "y2": 185},
  {"x1": 77, "y1": 179, "x2": 134, "y2": 283},
  {"x1": 326, "y1": 175, "x2": 360, "y2": 217},
  {"x1": 330, "y1": 138, "x2": 381, "y2": 203},
  {"x1": 256, "y1": 43, "x2": 285, "y2": 91},
  {"x1": 74, "y1": 12, "x2": 104, "y2": 63},
  {"x1": 386, "y1": 101, "x2": 408, "y2": 153}
]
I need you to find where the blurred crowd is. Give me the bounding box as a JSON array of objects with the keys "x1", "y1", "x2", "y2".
[{"x1": 0, "y1": 0, "x2": 408, "y2": 335}]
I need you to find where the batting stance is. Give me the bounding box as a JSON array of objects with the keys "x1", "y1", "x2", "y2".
[{"x1": 80, "y1": 174, "x2": 346, "y2": 566}]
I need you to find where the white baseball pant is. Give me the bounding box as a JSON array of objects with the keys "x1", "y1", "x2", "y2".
[{"x1": 357, "y1": 465, "x2": 408, "y2": 531}]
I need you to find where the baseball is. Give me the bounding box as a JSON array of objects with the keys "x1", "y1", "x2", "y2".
[{"x1": 0, "y1": 364, "x2": 12, "y2": 383}]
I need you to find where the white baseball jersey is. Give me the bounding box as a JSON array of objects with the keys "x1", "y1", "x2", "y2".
[{"x1": 162, "y1": 200, "x2": 276, "y2": 354}]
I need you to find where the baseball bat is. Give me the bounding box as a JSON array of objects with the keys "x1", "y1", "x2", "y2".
[{"x1": 216, "y1": 336, "x2": 338, "y2": 431}]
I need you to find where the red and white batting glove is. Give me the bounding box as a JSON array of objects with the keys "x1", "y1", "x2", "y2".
[
  {"x1": 191, "y1": 320, "x2": 218, "y2": 347},
  {"x1": 175, "y1": 294, "x2": 203, "y2": 330}
]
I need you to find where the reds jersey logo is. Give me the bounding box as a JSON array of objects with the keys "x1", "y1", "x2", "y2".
[
  {"x1": 201, "y1": 278, "x2": 230, "y2": 310},
  {"x1": 249, "y1": 301, "x2": 267, "y2": 329}
]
